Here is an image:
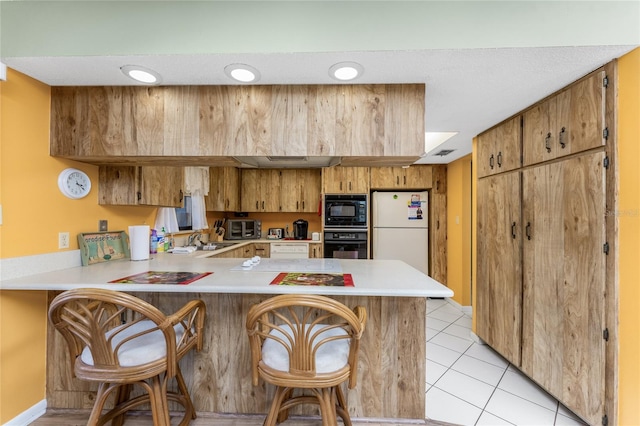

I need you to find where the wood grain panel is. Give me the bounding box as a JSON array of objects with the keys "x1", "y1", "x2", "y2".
[
  {"x1": 50, "y1": 87, "x2": 91, "y2": 157},
  {"x1": 129, "y1": 87, "x2": 165, "y2": 156},
  {"x1": 476, "y1": 171, "x2": 522, "y2": 364},
  {"x1": 138, "y1": 166, "x2": 184, "y2": 207},
  {"x1": 199, "y1": 86, "x2": 231, "y2": 156},
  {"x1": 45, "y1": 292, "x2": 427, "y2": 420},
  {"x1": 163, "y1": 86, "x2": 199, "y2": 155},
  {"x1": 476, "y1": 127, "x2": 496, "y2": 178},
  {"x1": 307, "y1": 85, "x2": 337, "y2": 155},
  {"x1": 89, "y1": 87, "x2": 129, "y2": 156},
  {"x1": 566, "y1": 71, "x2": 606, "y2": 156},
  {"x1": 271, "y1": 85, "x2": 308, "y2": 156},
  {"x1": 521, "y1": 152, "x2": 606, "y2": 425},
  {"x1": 384, "y1": 84, "x2": 425, "y2": 156},
  {"x1": 98, "y1": 166, "x2": 139, "y2": 205}
]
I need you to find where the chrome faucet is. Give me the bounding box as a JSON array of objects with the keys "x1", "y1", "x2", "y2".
[{"x1": 187, "y1": 232, "x2": 202, "y2": 246}]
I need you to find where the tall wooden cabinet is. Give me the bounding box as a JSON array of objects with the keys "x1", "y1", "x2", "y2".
[
  {"x1": 520, "y1": 152, "x2": 606, "y2": 423},
  {"x1": 476, "y1": 66, "x2": 612, "y2": 426}
]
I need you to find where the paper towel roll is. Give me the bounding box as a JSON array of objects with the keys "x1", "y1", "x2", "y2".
[{"x1": 128, "y1": 225, "x2": 150, "y2": 261}]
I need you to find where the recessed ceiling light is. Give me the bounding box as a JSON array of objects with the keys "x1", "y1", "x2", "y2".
[
  {"x1": 329, "y1": 62, "x2": 364, "y2": 81},
  {"x1": 120, "y1": 65, "x2": 161, "y2": 84},
  {"x1": 224, "y1": 64, "x2": 260, "y2": 83}
]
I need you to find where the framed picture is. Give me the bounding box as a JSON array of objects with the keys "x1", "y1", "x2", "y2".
[{"x1": 78, "y1": 231, "x2": 130, "y2": 266}]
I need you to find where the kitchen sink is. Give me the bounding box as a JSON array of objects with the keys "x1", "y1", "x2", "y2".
[{"x1": 197, "y1": 242, "x2": 237, "y2": 251}]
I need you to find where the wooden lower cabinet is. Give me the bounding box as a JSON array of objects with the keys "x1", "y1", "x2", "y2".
[
  {"x1": 476, "y1": 170, "x2": 523, "y2": 365},
  {"x1": 308, "y1": 244, "x2": 323, "y2": 258},
  {"x1": 520, "y1": 152, "x2": 606, "y2": 425}
]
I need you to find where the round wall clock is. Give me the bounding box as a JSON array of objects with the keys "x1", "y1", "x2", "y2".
[{"x1": 58, "y1": 168, "x2": 91, "y2": 199}]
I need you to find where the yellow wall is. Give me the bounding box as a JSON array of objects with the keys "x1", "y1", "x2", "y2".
[
  {"x1": 616, "y1": 47, "x2": 640, "y2": 426},
  {"x1": 0, "y1": 69, "x2": 156, "y2": 422},
  {"x1": 446, "y1": 155, "x2": 472, "y2": 306}
]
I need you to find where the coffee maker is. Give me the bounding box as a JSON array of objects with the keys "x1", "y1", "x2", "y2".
[{"x1": 293, "y1": 219, "x2": 309, "y2": 240}]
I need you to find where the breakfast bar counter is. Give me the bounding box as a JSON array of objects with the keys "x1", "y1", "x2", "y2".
[{"x1": 1, "y1": 255, "x2": 452, "y2": 421}]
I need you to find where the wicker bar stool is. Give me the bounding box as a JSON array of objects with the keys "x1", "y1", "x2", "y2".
[
  {"x1": 48, "y1": 288, "x2": 206, "y2": 426},
  {"x1": 246, "y1": 294, "x2": 367, "y2": 426}
]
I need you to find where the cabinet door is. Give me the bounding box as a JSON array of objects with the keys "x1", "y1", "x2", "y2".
[
  {"x1": 206, "y1": 167, "x2": 240, "y2": 212},
  {"x1": 138, "y1": 166, "x2": 184, "y2": 207},
  {"x1": 476, "y1": 171, "x2": 522, "y2": 365},
  {"x1": 322, "y1": 167, "x2": 343, "y2": 193},
  {"x1": 404, "y1": 165, "x2": 432, "y2": 188},
  {"x1": 298, "y1": 169, "x2": 321, "y2": 212},
  {"x1": 479, "y1": 117, "x2": 521, "y2": 177},
  {"x1": 344, "y1": 167, "x2": 370, "y2": 193},
  {"x1": 241, "y1": 169, "x2": 280, "y2": 212},
  {"x1": 279, "y1": 169, "x2": 299, "y2": 212},
  {"x1": 521, "y1": 152, "x2": 605, "y2": 425},
  {"x1": 524, "y1": 71, "x2": 605, "y2": 166},
  {"x1": 308, "y1": 244, "x2": 323, "y2": 258},
  {"x1": 253, "y1": 243, "x2": 271, "y2": 258},
  {"x1": 370, "y1": 167, "x2": 402, "y2": 188}
]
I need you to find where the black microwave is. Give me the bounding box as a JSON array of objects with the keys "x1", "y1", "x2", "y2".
[{"x1": 324, "y1": 194, "x2": 367, "y2": 228}]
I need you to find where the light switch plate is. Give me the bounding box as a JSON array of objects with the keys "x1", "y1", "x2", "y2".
[{"x1": 99, "y1": 220, "x2": 108, "y2": 232}]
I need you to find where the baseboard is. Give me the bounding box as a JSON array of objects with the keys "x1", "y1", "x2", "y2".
[
  {"x1": 445, "y1": 297, "x2": 472, "y2": 315},
  {"x1": 3, "y1": 399, "x2": 46, "y2": 425}
]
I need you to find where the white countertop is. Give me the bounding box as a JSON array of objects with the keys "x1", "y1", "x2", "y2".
[{"x1": 0, "y1": 254, "x2": 453, "y2": 298}]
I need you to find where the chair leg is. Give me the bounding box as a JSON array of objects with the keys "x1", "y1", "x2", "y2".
[
  {"x1": 276, "y1": 388, "x2": 294, "y2": 423},
  {"x1": 318, "y1": 388, "x2": 338, "y2": 426},
  {"x1": 264, "y1": 386, "x2": 290, "y2": 426},
  {"x1": 111, "y1": 384, "x2": 132, "y2": 426},
  {"x1": 335, "y1": 385, "x2": 352, "y2": 426},
  {"x1": 146, "y1": 375, "x2": 171, "y2": 426},
  {"x1": 175, "y1": 366, "x2": 196, "y2": 420}
]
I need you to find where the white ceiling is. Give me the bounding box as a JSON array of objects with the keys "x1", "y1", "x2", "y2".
[{"x1": 2, "y1": 1, "x2": 639, "y2": 165}]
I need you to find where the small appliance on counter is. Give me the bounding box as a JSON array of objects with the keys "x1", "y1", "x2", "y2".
[
  {"x1": 293, "y1": 219, "x2": 309, "y2": 240},
  {"x1": 224, "y1": 219, "x2": 262, "y2": 240},
  {"x1": 267, "y1": 228, "x2": 285, "y2": 239}
]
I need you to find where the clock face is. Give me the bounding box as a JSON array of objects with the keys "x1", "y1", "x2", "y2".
[{"x1": 58, "y1": 168, "x2": 91, "y2": 199}]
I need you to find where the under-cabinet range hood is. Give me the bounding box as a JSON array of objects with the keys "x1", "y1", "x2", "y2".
[{"x1": 233, "y1": 156, "x2": 342, "y2": 168}]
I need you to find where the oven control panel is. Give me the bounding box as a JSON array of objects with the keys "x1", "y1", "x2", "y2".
[{"x1": 324, "y1": 231, "x2": 368, "y2": 242}]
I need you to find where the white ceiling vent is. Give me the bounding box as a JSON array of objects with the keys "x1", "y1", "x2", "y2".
[{"x1": 434, "y1": 149, "x2": 456, "y2": 156}]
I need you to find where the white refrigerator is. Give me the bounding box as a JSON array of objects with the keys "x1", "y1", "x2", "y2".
[{"x1": 371, "y1": 191, "x2": 429, "y2": 274}]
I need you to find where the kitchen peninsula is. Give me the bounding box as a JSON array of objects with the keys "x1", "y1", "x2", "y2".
[{"x1": 1, "y1": 254, "x2": 452, "y2": 421}]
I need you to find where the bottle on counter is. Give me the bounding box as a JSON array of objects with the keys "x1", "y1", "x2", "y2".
[
  {"x1": 150, "y1": 229, "x2": 158, "y2": 254},
  {"x1": 162, "y1": 227, "x2": 170, "y2": 252},
  {"x1": 157, "y1": 228, "x2": 165, "y2": 253}
]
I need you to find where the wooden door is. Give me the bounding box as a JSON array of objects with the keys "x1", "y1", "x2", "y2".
[
  {"x1": 370, "y1": 167, "x2": 401, "y2": 189},
  {"x1": 298, "y1": 169, "x2": 321, "y2": 212},
  {"x1": 240, "y1": 169, "x2": 261, "y2": 212},
  {"x1": 561, "y1": 71, "x2": 606, "y2": 157},
  {"x1": 523, "y1": 96, "x2": 556, "y2": 166},
  {"x1": 476, "y1": 171, "x2": 522, "y2": 365},
  {"x1": 404, "y1": 165, "x2": 432, "y2": 188},
  {"x1": 206, "y1": 167, "x2": 240, "y2": 212},
  {"x1": 322, "y1": 166, "x2": 343, "y2": 193},
  {"x1": 139, "y1": 166, "x2": 184, "y2": 207},
  {"x1": 521, "y1": 152, "x2": 606, "y2": 425},
  {"x1": 476, "y1": 127, "x2": 496, "y2": 178},
  {"x1": 494, "y1": 116, "x2": 521, "y2": 173},
  {"x1": 261, "y1": 170, "x2": 281, "y2": 212},
  {"x1": 279, "y1": 169, "x2": 299, "y2": 212},
  {"x1": 345, "y1": 167, "x2": 370, "y2": 193}
]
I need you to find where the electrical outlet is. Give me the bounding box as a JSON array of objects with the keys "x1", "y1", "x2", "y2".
[
  {"x1": 58, "y1": 232, "x2": 70, "y2": 249},
  {"x1": 99, "y1": 220, "x2": 108, "y2": 232}
]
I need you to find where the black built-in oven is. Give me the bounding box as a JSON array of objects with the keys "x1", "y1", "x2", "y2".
[
  {"x1": 324, "y1": 194, "x2": 367, "y2": 228},
  {"x1": 323, "y1": 230, "x2": 368, "y2": 259}
]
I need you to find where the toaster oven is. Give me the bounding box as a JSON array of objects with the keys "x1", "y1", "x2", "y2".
[{"x1": 224, "y1": 219, "x2": 262, "y2": 240}]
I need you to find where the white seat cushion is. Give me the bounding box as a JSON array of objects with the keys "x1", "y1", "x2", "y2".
[
  {"x1": 262, "y1": 324, "x2": 350, "y2": 374},
  {"x1": 80, "y1": 320, "x2": 184, "y2": 367}
]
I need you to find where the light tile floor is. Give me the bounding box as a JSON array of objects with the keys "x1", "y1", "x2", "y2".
[{"x1": 425, "y1": 298, "x2": 588, "y2": 426}]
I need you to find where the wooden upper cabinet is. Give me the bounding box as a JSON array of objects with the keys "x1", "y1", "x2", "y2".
[
  {"x1": 240, "y1": 169, "x2": 280, "y2": 212},
  {"x1": 51, "y1": 84, "x2": 425, "y2": 164},
  {"x1": 205, "y1": 167, "x2": 240, "y2": 212},
  {"x1": 322, "y1": 167, "x2": 370, "y2": 194},
  {"x1": 477, "y1": 116, "x2": 521, "y2": 178},
  {"x1": 370, "y1": 165, "x2": 433, "y2": 189},
  {"x1": 523, "y1": 70, "x2": 606, "y2": 166},
  {"x1": 280, "y1": 169, "x2": 321, "y2": 213},
  {"x1": 98, "y1": 166, "x2": 184, "y2": 207}
]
